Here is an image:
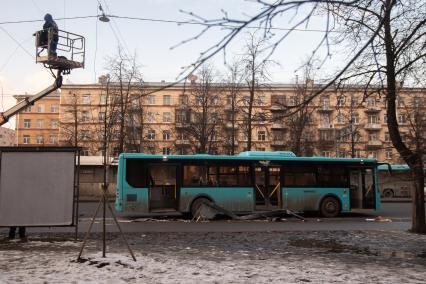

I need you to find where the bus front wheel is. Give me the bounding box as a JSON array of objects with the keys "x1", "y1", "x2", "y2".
[
  {"x1": 190, "y1": 197, "x2": 210, "y2": 218},
  {"x1": 320, "y1": 196, "x2": 341, "y2": 218}
]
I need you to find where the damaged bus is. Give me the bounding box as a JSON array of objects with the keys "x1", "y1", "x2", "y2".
[{"x1": 115, "y1": 151, "x2": 380, "y2": 218}]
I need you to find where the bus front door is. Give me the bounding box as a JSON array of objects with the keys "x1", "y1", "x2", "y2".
[
  {"x1": 148, "y1": 164, "x2": 179, "y2": 212},
  {"x1": 349, "y1": 168, "x2": 375, "y2": 209},
  {"x1": 255, "y1": 165, "x2": 281, "y2": 210}
]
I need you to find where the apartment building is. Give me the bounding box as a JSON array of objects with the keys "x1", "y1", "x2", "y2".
[
  {"x1": 56, "y1": 79, "x2": 425, "y2": 164},
  {"x1": 14, "y1": 91, "x2": 60, "y2": 146},
  {"x1": 0, "y1": 127, "x2": 16, "y2": 146}
]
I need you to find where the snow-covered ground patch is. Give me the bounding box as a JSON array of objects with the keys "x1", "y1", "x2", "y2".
[{"x1": 0, "y1": 231, "x2": 425, "y2": 283}]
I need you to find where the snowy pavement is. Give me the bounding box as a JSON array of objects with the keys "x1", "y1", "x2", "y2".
[{"x1": 0, "y1": 230, "x2": 425, "y2": 283}]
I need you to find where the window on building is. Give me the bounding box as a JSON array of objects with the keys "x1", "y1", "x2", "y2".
[
  {"x1": 51, "y1": 104, "x2": 58, "y2": 112},
  {"x1": 366, "y1": 97, "x2": 376, "y2": 107},
  {"x1": 147, "y1": 130, "x2": 156, "y2": 140},
  {"x1": 49, "y1": 135, "x2": 57, "y2": 144},
  {"x1": 148, "y1": 112, "x2": 156, "y2": 122},
  {"x1": 351, "y1": 113, "x2": 359, "y2": 124},
  {"x1": 320, "y1": 113, "x2": 330, "y2": 126},
  {"x1": 398, "y1": 114, "x2": 407, "y2": 124},
  {"x1": 337, "y1": 96, "x2": 345, "y2": 107},
  {"x1": 413, "y1": 97, "x2": 421, "y2": 108},
  {"x1": 385, "y1": 149, "x2": 392, "y2": 160},
  {"x1": 98, "y1": 112, "x2": 105, "y2": 121},
  {"x1": 179, "y1": 95, "x2": 188, "y2": 105},
  {"x1": 148, "y1": 95, "x2": 156, "y2": 104},
  {"x1": 82, "y1": 95, "x2": 90, "y2": 104},
  {"x1": 258, "y1": 130, "x2": 266, "y2": 141},
  {"x1": 100, "y1": 94, "x2": 107, "y2": 104},
  {"x1": 163, "y1": 112, "x2": 171, "y2": 122},
  {"x1": 50, "y1": 120, "x2": 58, "y2": 128},
  {"x1": 23, "y1": 106, "x2": 32, "y2": 112},
  {"x1": 337, "y1": 113, "x2": 345, "y2": 124},
  {"x1": 320, "y1": 96, "x2": 330, "y2": 110},
  {"x1": 337, "y1": 150, "x2": 346, "y2": 158},
  {"x1": 397, "y1": 97, "x2": 404, "y2": 107},
  {"x1": 36, "y1": 119, "x2": 44, "y2": 128},
  {"x1": 368, "y1": 133, "x2": 377, "y2": 141},
  {"x1": 81, "y1": 111, "x2": 89, "y2": 122},
  {"x1": 368, "y1": 114, "x2": 378, "y2": 124},
  {"x1": 322, "y1": 151, "x2": 331, "y2": 157},
  {"x1": 23, "y1": 135, "x2": 30, "y2": 144},
  {"x1": 36, "y1": 135, "x2": 44, "y2": 144},
  {"x1": 210, "y1": 96, "x2": 219, "y2": 105},
  {"x1": 37, "y1": 104, "x2": 45, "y2": 112},
  {"x1": 163, "y1": 95, "x2": 171, "y2": 105},
  {"x1": 367, "y1": 151, "x2": 378, "y2": 159},
  {"x1": 351, "y1": 96, "x2": 359, "y2": 107},
  {"x1": 384, "y1": 132, "x2": 390, "y2": 142},
  {"x1": 178, "y1": 132, "x2": 187, "y2": 140},
  {"x1": 354, "y1": 150, "x2": 361, "y2": 158},
  {"x1": 258, "y1": 96, "x2": 266, "y2": 106},
  {"x1": 257, "y1": 112, "x2": 266, "y2": 123},
  {"x1": 289, "y1": 96, "x2": 297, "y2": 106},
  {"x1": 23, "y1": 119, "x2": 31, "y2": 128},
  {"x1": 271, "y1": 95, "x2": 285, "y2": 105},
  {"x1": 162, "y1": 147, "x2": 171, "y2": 155},
  {"x1": 384, "y1": 114, "x2": 387, "y2": 123},
  {"x1": 163, "y1": 130, "x2": 170, "y2": 140},
  {"x1": 383, "y1": 99, "x2": 388, "y2": 109},
  {"x1": 81, "y1": 130, "x2": 90, "y2": 140},
  {"x1": 320, "y1": 130, "x2": 331, "y2": 140}
]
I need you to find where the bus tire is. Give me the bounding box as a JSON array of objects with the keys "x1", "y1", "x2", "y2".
[
  {"x1": 320, "y1": 196, "x2": 340, "y2": 218},
  {"x1": 190, "y1": 197, "x2": 210, "y2": 218},
  {"x1": 382, "y1": 189, "x2": 394, "y2": 198}
]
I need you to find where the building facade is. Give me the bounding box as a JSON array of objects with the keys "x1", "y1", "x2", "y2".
[
  {"x1": 14, "y1": 91, "x2": 60, "y2": 146},
  {"x1": 16, "y1": 80, "x2": 425, "y2": 164},
  {"x1": 0, "y1": 127, "x2": 16, "y2": 146}
]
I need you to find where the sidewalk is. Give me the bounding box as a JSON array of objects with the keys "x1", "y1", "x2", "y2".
[{"x1": 1, "y1": 230, "x2": 425, "y2": 283}]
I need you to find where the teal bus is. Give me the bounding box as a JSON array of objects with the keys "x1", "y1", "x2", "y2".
[
  {"x1": 115, "y1": 151, "x2": 380, "y2": 218},
  {"x1": 377, "y1": 164, "x2": 413, "y2": 198}
]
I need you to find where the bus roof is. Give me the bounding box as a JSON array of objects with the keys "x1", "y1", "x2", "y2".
[
  {"x1": 377, "y1": 164, "x2": 410, "y2": 171},
  {"x1": 119, "y1": 151, "x2": 377, "y2": 165}
]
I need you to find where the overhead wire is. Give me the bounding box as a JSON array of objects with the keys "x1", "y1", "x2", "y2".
[
  {"x1": 0, "y1": 15, "x2": 335, "y2": 33},
  {"x1": 101, "y1": 0, "x2": 132, "y2": 57}
]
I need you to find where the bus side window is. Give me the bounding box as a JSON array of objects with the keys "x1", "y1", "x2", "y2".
[{"x1": 125, "y1": 159, "x2": 147, "y2": 188}]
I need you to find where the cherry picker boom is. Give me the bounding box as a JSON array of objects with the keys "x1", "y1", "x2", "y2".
[{"x1": 0, "y1": 28, "x2": 85, "y2": 126}]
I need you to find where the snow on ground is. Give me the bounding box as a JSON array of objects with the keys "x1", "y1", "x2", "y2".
[{"x1": 0, "y1": 231, "x2": 425, "y2": 283}]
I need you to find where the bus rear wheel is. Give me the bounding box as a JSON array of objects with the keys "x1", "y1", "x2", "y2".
[
  {"x1": 191, "y1": 197, "x2": 210, "y2": 218},
  {"x1": 320, "y1": 196, "x2": 340, "y2": 218},
  {"x1": 382, "y1": 189, "x2": 394, "y2": 198}
]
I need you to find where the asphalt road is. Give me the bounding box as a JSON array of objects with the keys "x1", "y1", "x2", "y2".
[{"x1": 1, "y1": 202, "x2": 422, "y2": 236}]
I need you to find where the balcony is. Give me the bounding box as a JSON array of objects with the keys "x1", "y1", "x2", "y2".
[
  {"x1": 317, "y1": 106, "x2": 333, "y2": 112},
  {"x1": 365, "y1": 123, "x2": 381, "y2": 130},
  {"x1": 271, "y1": 123, "x2": 286, "y2": 129},
  {"x1": 364, "y1": 107, "x2": 381, "y2": 113},
  {"x1": 318, "y1": 124, "x2": 335, "y2": 130},
  {"x1": 175, "y1": 139, "x2": 191, "y2": 146},
  {"x1": 270, "y1": 105, "x2": 286, "y2": 112},
  {"x1": 271, "y1": 140, "x2": 286, "y2": 146},
  {"x1": 366, "y1": 140, "x2": 383, "y2": 148},
  {"x1": 175, "y1": 122, "x2": 190, "y2": 129}
]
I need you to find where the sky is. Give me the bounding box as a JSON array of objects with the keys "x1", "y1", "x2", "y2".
[{"x1": 0, "y1": 0, "x2": 335, "y2": 129}]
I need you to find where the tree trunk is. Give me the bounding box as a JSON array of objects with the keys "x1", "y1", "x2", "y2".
[{"x1": 384, "y1": 0, "x2": 426, "y2": 233}]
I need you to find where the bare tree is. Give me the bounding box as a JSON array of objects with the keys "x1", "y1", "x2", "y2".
[
  {"x1": 104, "y1": 48, "x2": 144, "y2": 155},
  {"x1": 222, "y1": 61, "x2": 244, "y2": 155},
  {"x1": 182, "y1": 0, "x2": 426, "y2": 232},
  {"x1": 241, "y1": 33, "x2": 274, "y2": 151},
  {"x1": 183, "y1": 64, "x2": 222, "y2": 154}
]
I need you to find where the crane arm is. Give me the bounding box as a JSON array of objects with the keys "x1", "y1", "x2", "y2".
[{"x1": 0, "y1": 71, "x2": 63, "y2": 126}]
